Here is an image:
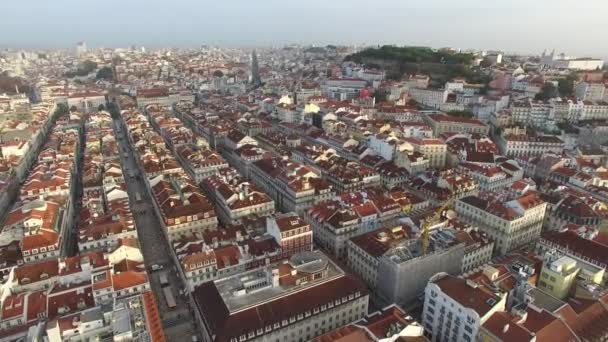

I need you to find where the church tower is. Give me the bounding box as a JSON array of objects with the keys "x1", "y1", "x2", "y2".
[{"x1": 251, "y1": 49, "x2": 261, "y2": 87}]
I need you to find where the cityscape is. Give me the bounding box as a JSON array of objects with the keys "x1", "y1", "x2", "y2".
[{"x1": 1, "y1": 4, "x2": 608, "y2": 342}]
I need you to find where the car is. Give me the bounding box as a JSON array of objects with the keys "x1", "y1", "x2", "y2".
[{"x1": 150, "y1": 264, "x2": 164, "y2": 272}]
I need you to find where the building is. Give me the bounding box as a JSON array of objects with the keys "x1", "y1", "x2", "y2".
[
  {"x1": 193, "y1": 251, "x2": 369, "y2": 342},
  {"x1": 536, "y1": 230, "x2": 608, "y2": 272},
  {"x1": 510, "y1": 99, "x2": 554, "y2": 128},
  {"x1": 250, "y1": 158, "x2": 334, "y2": 215},
  {"x1": 324, "y1": 78, "x2": 368, "y2": 101},
  {"x1": 368, "y1": 231, "x2": 465, "y2": 307},
  {"x1": 397, "y1": 138, "x2": 447, "y2": 169},
  {"x1": 457, "y1": 161, "x2": 523, "y2": 192},
  {"x1": 536, "y1": 253, "x2": 604, "y2": 300},
  {"x1": 202, "y1": 170, "x2": 275, "y2": 225},
  {"x1": 422, "y1": 273, "x2": 507, "y2": 342},
  {"x1": 497, "y1": 134, "x2": 564, "y2": 158},
  {"x1": 575, "y1": 82, "x2": 606, "y2": 102},
  {"x1": 306, "y1": 190, "x2": 401, "y2": 260},
  {"x1": 409, "y1": 88, "x2": 447, "y2": 109},
  {"x1": 266, "y1": 213, "x2": 313, "y2": 257},
  {"x1": 176, "y1": 145, "x2": 228, "y2": 183},
  {"x1": 456, "y1": 192, "x2": 547, "y2": 255},
  {"x1": 348, "y1": 224, "x2": 492, "y2": 296},
  {"x1": 149, "y1": 175, "x2": 217, "y2": 241},
  {"x1": 313, "y1": 304, "x2": 426, "y2": 342},
  {"x1": 424, "y1": 113, "x2": 489, "y2": 136},
  {"x1": 551, "y1": 58, "x2": 604, "y2": 71},
  {"x1": 67, "y1": 91, "x2": 105, "y2": 113}
]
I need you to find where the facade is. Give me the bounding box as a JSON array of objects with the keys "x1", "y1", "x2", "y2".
[
  {"x1": 266, "y1": 213, "x2": 313, "y2": 257},
  {"x1": 409, "y1": 88, "x2": 447, "y2": 109},
  {"x1": 67, "y1": 92, "x2": 105, "y2": 113},
  {"x1": 497, "y1": 134, "x2": 564, "y2": 157}
]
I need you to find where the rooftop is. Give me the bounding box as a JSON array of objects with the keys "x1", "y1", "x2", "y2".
[{"x1": 214, "y1": 251, "x2": 342, "y2": 313}]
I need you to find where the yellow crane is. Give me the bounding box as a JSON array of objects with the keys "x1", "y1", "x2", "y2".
[{"x1": 421, "y1": 201, "x2": 453, "y2": 255}]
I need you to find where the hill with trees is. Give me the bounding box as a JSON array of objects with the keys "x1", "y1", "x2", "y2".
[{"x1": 344, "y1": 45, "x2": 483, "y2": 86}]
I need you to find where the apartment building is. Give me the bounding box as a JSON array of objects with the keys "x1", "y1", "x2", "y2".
[
  {"x1": 251, "y1": 158, "x2": 334, "y2": 215},
  {"x1": 149, "y1": 175, "x2": 217, "y2": 241},
  {"x1": 497, "y1": 134, "x2": 564, "y2": 157},
  {"x1": 202, "y1": 171, "x2": 275, "y2": 225},
  {"x1": 305, "y1": 189, "x2": 401, "y2": 260},
  {"x1": 422, "y1": 273, "x2": 507, "y2": 342},
  {"x1": 456, "y1": 192, "x2": 547, "y2": 255}
]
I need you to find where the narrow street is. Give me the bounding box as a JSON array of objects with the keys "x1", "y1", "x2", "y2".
[{"x1": 112, "y1": 117, "x2": 198, "y2": 341}]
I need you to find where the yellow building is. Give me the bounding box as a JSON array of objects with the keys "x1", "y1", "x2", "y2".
[{"x1": 538, "y1": 255, "x2": 604, "y2": 300}]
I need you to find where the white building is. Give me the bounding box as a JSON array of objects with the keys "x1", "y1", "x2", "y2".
[
  {"x1": 409, "y1": 88, "x2": 448, "y2": 109},
  {"x1": 422, "y1": 273, "x2": 506, "y2": 342},
  {"x1": 575, "y1": 82, "x2": 606, "y2": 102}
]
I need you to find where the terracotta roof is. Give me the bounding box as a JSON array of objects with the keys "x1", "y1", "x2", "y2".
[
  {"x1": 433, "y1": 275, "x2": 502, "y2": 317},
  {"x1": 142, "y1": 291, "x2": 166, "y2": 342},
  {"x1": 194, "y1": 274, "x2": 367, "y2": 342}
]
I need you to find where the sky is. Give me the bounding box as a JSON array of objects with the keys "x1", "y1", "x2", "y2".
[{"x1": 2, "y1": 0, "x2": 608, "y2": 58}]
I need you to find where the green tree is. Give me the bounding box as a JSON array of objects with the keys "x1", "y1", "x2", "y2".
[
  {"x1": 212, "y1": 70, "x2": 224, "y2": 78},
  {"x1": 81, "y1": 60, "x2": 97, "y2": 73},
  {"x1": 535, "y1": 83, "x2": 558, "y2": 101},
  {"x1": 96, "y1": 66, "x2": 114, "y2": 80},
  {"x1": 558, "y1": 73, "x2": 578, "y2": 97},
  {"x1": 406, "y1": 99, "x2": 419, "y2": 108},
  {"x1": 479, "y1": 59, "x2": 493, "y2": 68},
  {"x1": 70, "y1": 105, "x2": 78, "y2": 112},
  {"x1": 447, "y1": 110, "x2": 474, "y2": 118},
  {"x1": 54, "y1": 103, "x2": 69, "y2": 116},
  {"x1": 98, "y1": 104, "x2": 106, "y2": 111}
]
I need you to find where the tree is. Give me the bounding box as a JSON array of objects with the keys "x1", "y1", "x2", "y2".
[
  {"x1": 54, "y1": 103, "x2": 69, "y2": 116},
  {"x1": 96, "y1": 66, "x2": 113, "y2": 80},
  {"x1": 447, "y1": 110, "x2": 474, "y2": 118},
  {"x1": 98, "y1": 104, "x2": 105, "y2": 111},
  {"x1": 212, "y1": 70, "x2": 224, "y2": 78},
  {"x1": 406, "y1": 99, "x2": 420, "y2": 108},
  {"x1": 70, "y1": 105, "x2": 78, "y2": 112},
  {"x1": 479, "y1": 59, "x2": 493, "y2": 68},
  {"x1": 535, "y1": 82, "x2": 558, "y2": 101},
  {"x1": 558, "y1": 73, "x2": 578, "y2": 97},
  {"x1": 65, "y1": 60, "x2": 98, "y2": 78}
]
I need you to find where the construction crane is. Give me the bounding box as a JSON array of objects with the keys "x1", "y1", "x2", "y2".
[{"x1": 421, "y1": 201, "x2": 453, "y2": 255}]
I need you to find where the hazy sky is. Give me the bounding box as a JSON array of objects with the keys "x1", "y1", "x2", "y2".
[{"x1": 2, "y1": 0, "x2": 608, "y2": 58}]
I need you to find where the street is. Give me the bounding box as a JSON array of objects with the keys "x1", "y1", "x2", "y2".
[{"x1": 112, "y1": 118, "x2": 199, "y2": 341}]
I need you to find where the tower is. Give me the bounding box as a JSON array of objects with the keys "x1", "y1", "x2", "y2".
[
  {"x1": 251, "y1": 49, "x2": 261, "y2": 87},
  {"x1": 75, "y1": 41, "x2": 87, "y2": 57}
]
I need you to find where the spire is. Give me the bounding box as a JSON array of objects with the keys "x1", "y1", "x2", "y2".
[{"x1": 251, "y1": 49, "x2": 261, "y2": 87}]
